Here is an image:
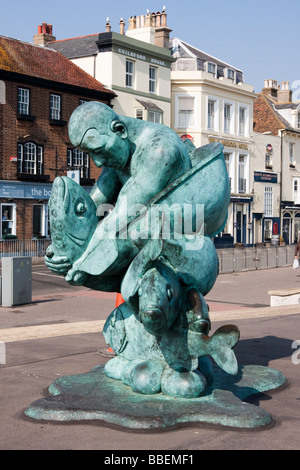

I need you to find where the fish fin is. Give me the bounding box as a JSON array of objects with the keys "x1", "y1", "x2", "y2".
[{"x1": 210, "y1": 325, "x2": 240, "y2": 375}]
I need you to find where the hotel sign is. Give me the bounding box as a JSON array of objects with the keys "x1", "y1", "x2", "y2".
[
  {"x1": 254, "y1": 171, "x2": 278, "y2": 183},
  {"x1": 114, "y1": 45, "x2": 170, "y2": 68}
]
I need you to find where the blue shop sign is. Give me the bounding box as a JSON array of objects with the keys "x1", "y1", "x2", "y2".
[
  {"x1": 0, "y1": 180, "x2": 91, "y2": 199},
  {"x1": 254, "y1": 171, "x2": 278, "y2": 183},
  {"x1": 0, "y1": 181, "x2": 52, "y2": 199}
]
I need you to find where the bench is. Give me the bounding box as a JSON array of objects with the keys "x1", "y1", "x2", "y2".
[{"x1": 268, "y1": 288, "x2": 300, "y2": 307}]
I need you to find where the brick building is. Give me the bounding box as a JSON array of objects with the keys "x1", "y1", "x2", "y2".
[
  {"x1": 253, "y1": 79, "x2": 300, "y2": 244},
  {"x1": 0, "y1": 33, "x2": 114, "y2": 240}
]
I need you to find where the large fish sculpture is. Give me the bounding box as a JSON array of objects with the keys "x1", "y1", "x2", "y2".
[{"x1": 45, "y1": 176, "x2": 99, "y2": 275}]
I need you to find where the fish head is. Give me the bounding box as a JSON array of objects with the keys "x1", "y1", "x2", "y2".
[
  {"x1": 138, "y1": 263, "x2": 182, "y2": 336},
  {"x1": 48, "y1": 176, "x2": 99, "y2": 263}
]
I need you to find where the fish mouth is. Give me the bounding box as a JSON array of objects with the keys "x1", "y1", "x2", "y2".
[
  {"x1": 140, "y1": 309, "x2": 167, "y2": 335},
  {"x1": 65, "y1": 231, "x2": 87, "y2": 246}
]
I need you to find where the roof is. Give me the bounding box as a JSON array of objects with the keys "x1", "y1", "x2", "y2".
[
  {"x1": 47, "y1": 34, "x2": 99, "y2": 59},
  {"x1": 0, "y1": 35, "x2": 113, "y2": 95},
  {"x1": 254, "y1": 93, "x2": 300, "y2": 135},
  {"x1": 170, "y1": 37, "x2": 244, "y2": 83},
  {"x1": 135, "y1": 98, "x2": 163, "y2": 112}
]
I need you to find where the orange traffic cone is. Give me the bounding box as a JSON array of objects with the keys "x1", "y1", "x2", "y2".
[
  {"x1": 104, "y1": 293, "x2": 125, "y2": 354},
  {"x1": 115, "y1": 292, "x2": 125, "y2": 308},
  {"x1": 98, "y1": 293, "x2": 125, "y2": 358}
]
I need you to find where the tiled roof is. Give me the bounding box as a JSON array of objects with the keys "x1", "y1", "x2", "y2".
[
  {"x1": 0, "y1": 35, "x2": 113, "y2": 95},
  {"x1": 46, "y1": 34, "x2": 99, "y2": 59}
]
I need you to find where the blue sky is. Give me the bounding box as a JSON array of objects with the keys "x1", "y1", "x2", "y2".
[{"x1": 2, "y1": 0, "x2": 300, "y2": 93}]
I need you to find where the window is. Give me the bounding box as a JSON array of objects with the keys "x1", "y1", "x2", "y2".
[
  {"x1": 207, "y1": 62, "x2": 216, "y2": 76},
  {"x1": 17, "y1": 142, "x2": 43, "y2": 175},
  {"x1": 238, "y1": 155, "x2": 246, "y2": 193},
  {"x1": 149, "y1": 66, "x2": 157, "y2": 93},
  {"x1": 264, "y1": 186, "x2": 273, "y2": 217},
  {"x1": 33, "y1": 204, "x2": 48, "y2": 238},
  {"x1": 264, "y1": 219, "x2": 272, "y2": 241},
  {"x1": 177, "y1": 96, "x2": 195, "y2": 128},
  {"x1": 227, "y1": 68, "x2": 235, "y2": 80},
  {"x1": 135, "y1": 108, "x2": 143, "y2": 120},
  {"x1": 224, "y1": 104, "x2": 232, "y2": 133},
  {"x1": 126, "y1": 60, "x2": 134, "y2": 88},
  {"x1": 298, "y1": 113, "x2": 300, "y2": 130},
  {"x1": 239, "y1": 106, "x2": 246, "y2": 135},
  {"x1": 50, "y1": 94, "x2": 61, "y2": 120},
  {"x1": 148, "y1": 111, "x2": 161, "y2": 123},
  {"x1": 265, "y1": 153, "x2": 272, "y2": 168},
  {"x1": 18, "y1": 87, "x2": 29, "y2": 115},
  {"x1": 224, "y1": 152, "x2": 232, "y2": 188},
  {"x1": 208, "y1": 99, "x2": 216, "y2": 130},
  {"x1": 289, "y1": 142, "x2": 295, "y2": 165},
  {"x1": 294, "y1": 178, "x2": 300, "y2": 204},
  {"x1": 67, "y1": 148, "x2": 90, "y2": 179},
  {"x1": 1, "y1": 204, "x2": 16, "y2": 238}
]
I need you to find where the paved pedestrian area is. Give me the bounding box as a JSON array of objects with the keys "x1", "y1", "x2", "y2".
[{"x1": 0, "y1": 266, "x2": 300, "y2": 450}]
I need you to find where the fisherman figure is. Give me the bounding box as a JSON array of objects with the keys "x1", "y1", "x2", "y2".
[{"x1": 44, "y1": 101, "x2": 236, "y2": 397}]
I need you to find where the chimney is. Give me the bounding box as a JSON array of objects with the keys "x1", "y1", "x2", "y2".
[
  {"x1": 106, "y1": 17, "x2": 111, "y2": 32},
  {"x1": 262, "y1": 79, "x2": 279, "y2": 99},
  {"x1": 33, "y1": 23, "x2": 56, "y2": 46},
  {"x1": 128, "y1": 16, "x2": 136, "y2": 30},
  {"x1": 277, "y1": 81, "x2": 292, "y2": 103},
  {"x1": 119, "y1": 18, "x2": 125, "y2": 35},
  {"x1": 154, "y1": 9, "x2": 172, "y2": 49}
]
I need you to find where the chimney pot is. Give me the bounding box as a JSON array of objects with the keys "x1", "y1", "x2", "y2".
[
  {"x1": 119, "y1": 18, "x2": 125, "y2": 35},
  {"x1": 38, "y1": 25, "x2": 42, "y2": 34},
  {"x1": 106, "y1": 17, "x2": 111, "y2": 32}
]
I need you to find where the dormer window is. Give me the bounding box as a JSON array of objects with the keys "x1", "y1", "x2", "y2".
[
  {"x1": 207, "y1": 62, "x2": 216, "y2": 77},
  {"x1": 227, "y1": 68, "x2": 235, "y2": 80}
]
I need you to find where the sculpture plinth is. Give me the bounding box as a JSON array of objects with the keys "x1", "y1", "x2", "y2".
[{"x1": 25, "y1": 102, "x2": 286, "y2": 429}]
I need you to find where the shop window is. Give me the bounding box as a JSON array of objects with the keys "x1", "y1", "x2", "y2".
[
  {"x1": 264, "y1": 219, "x2": 272, "y2": 241},
  {"x1": 33, "y1": 204, "x2": 47, "y2": 238},
  {"x1": 67, "y1": 148, "x2": 90, "y2": 179},
  {"x1": 1, "y1": 204, "x2": 16, "y2": 238}
]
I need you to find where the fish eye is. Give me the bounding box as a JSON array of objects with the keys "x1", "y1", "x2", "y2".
[
  {"x1": 75, "y1": 200, "x2": 86, "y2": 215},
  {"x1": 166, "y1": 285, "x2": 173, "y2": 301}
]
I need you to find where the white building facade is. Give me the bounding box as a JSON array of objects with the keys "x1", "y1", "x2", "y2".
[
  {"x1": 46, "y1": 11, "x2": 174, "y2": 126},
  {"x1": 170, "y1": 38, "x2": 256, "y2": 246}
]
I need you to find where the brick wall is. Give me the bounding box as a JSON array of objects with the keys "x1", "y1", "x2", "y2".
[
  {"x1": 0, "y1": 77, "x2": 112, "y2": 239},
  {"x1": 2, "y1": 80, "x2": 107, "y2": 182}
]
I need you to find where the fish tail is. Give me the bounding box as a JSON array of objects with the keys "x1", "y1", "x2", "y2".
[{"x1": 210, "y1": 325, "x2": 240, "y2": 375}]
